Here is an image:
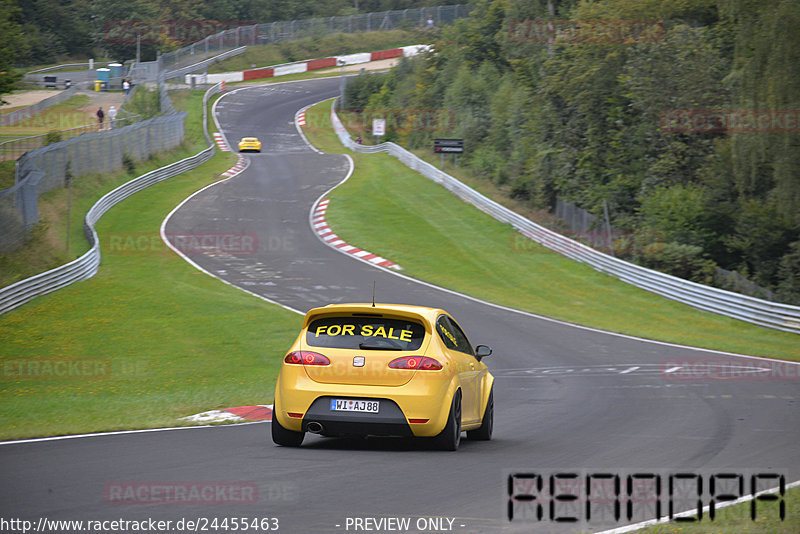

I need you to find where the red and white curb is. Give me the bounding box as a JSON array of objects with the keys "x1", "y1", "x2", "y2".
[
  {"x1": 213, "y1": 132, "x2": 231, "y2": 151},
  {"x1": 297, "y1": 110, "x2": 306, "y2": 126},
  {"x1": 313, "y1": 199, "x2": 402, "y2": 270},
  {"x1": 182, "y1": 405, "x2": 273, "y2": 424},
  {"x1": 220, "y1": 155, "x2": 247, "y2": 178},
  {"x1": 186, "y1": 45, "x2": 431, "y2": 85}
]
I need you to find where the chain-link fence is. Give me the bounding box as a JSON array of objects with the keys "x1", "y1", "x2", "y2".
[
  {"x1": 159, "y1": 4, "x2": 470, "y2": 72},
  {"x1": 1, "y1": 111, "x2": 185, "y2": 251},
  {"x1": 1, "y1": 87, "x2": 81, "y2": 127},
  {"x1": 555, "y1": 198, "x2": 617, "y2": 251},
  {"x1": 0, "y1": 116, "x2": 141, "y2": 162}
]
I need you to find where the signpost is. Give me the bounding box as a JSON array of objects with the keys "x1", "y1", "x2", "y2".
[
  {"x1": 434, "y1": 138, "x2": 464, "y2": 168},
  {"x1": 372, "y1": 118, "x2": 385, "y2": 144}
]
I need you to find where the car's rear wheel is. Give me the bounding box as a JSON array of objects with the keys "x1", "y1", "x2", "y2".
[
  {"x1": 271, "y1": 414, "x2": 304, "y2": 447},
  {"x1": 467, "y1": 387, "x2": 493, "y2": 441},
  {"x1": 433, "y1": 391, "x2": 461, "y2": 451}
]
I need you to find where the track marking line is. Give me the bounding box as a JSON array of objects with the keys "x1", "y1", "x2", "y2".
[
  {"x1": 596, "y1": 480, "x2": 800, "y2": 534},
  {"x1": 10, "y1": 80, "x2": 795, "y2": 447}
]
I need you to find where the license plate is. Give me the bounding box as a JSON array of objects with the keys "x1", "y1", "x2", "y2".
[{"x1": 330, "y1": 399, "x2": 380, "y2": 413}]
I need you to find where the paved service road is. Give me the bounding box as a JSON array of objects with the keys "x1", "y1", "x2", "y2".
[{"x1": 1, "y1": 77, "x2": 797, "y2": 533}]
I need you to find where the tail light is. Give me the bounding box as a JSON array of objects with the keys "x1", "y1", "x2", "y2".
[
  {"x1": 388, "y1": 356, "x2": 442, "y2": 371},
  {"x1": 284, "y1": 351, "x2": 330, "y2": 366}
]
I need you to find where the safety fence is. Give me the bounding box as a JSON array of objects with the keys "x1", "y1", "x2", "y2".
[
  {"x1": 158, "y1": 4, "x2": 468, "y2": 73},
  {"x1": 0, "y1": 83, "x2": 223, "y2": 316},
  {"x1": 1, "y1": 110, "x2": 186, "y2": 246},
  {"x1": 1, "y1": 74, "x2": 177, "y2": 250},
  {"x1": 1, "y1": 86, "x2": 81, "y2": 126},
  {"x1": 329, "y1": 102, "x2": 800, "y2": 334},
  {"x1": 0, "y1": 116, "x2": 140, "y2": 162},
  {"x1": 163, "y1": 47, "x2": 247, "y2": 81}
]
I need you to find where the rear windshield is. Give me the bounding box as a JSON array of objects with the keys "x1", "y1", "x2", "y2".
[{"x1": 305, "y1": 316, "x2": 426, "y2": 351}]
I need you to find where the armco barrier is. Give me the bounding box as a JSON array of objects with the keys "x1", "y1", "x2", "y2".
[
  {"x1": 163, "y1": 46, "x2": 247, "y2": 81},
  {"x1": 329, "y1": 102, "x2": 800, "y2": 335},
  {"x1": 0, "y1": 83, "x2": 224, "y2": 316}
]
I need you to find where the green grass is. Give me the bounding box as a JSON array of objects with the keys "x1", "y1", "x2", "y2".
[
  {"x1": 303, "y1": 99, "x2": 800, "y2": 361},
  {"x1": 1, "y1": 69, "x2": 796, "y2": 442},
  {"x1": 637, "y1": 485, "x2": 799, "y2": 533},
  {"x1": 0, "y1": 94, "x2": 93, "y2": 137},
  {"x1": 209, "y1": 30, "x2": 422, "y2": 73},
  {"x1": 0, "y1": 160, "x2": 14, "y2": 189},
  {"x1": 0, "y1": 91, "x2": 204, "y2": 289},
  {"x1": 0, "y1": 89, "x2": 302, "y2": 440}
]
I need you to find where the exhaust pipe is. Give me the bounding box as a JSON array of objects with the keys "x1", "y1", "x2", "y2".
[{"x1": 307, "y1": 422, "x2": 324, "y2": 434}]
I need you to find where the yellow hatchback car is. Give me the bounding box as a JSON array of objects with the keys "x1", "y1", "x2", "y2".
[
  {"x1": 271, "y1": 303, "x2": 494, "y2": 450},
  {"x1": 237, "y1": 137, "x2": 261, "y2": 152}
]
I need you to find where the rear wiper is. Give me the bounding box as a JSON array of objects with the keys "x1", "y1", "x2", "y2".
[{"x1": 358, "y1": 342, "x2": 402, "y2": 351}]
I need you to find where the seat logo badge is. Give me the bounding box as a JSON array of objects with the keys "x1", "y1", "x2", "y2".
[{"x1": 353, "y1": 356, "x2": 365, "y2": 367}]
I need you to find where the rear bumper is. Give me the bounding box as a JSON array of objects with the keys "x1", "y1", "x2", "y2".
[
  {"x1": 274, "y1": 370, "x2": 455, "y2": 437},
  {"x1": 303, "y1": 397, "x2": 413, "y2": 437}
]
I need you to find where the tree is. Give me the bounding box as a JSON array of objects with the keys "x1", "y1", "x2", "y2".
[
  {"x1": 15, "y1": 0, "x2": 93, "y2": 65},
  {"x1": 0, "y1": 0, "x2": 24, "y2": 104}
]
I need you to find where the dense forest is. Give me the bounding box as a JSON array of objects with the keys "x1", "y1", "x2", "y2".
[{"x1": 345, "y1": 0, "x2": 800, "y2": 304}]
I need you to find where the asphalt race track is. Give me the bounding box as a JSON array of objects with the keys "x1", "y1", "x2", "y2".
[{"x1": 1, "y1": 77, "x2": 798, "y2": 534}]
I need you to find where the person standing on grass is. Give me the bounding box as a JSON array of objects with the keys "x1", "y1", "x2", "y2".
[
  {"x1": 96, "y1": 107, "x2": 104, "y2": 130},
  {"x1": 108, "y1": 105, "x2": 117, "y2": 128},
  {"x1": 123, "y1": 79, "x2": 130, "y2": 96}
]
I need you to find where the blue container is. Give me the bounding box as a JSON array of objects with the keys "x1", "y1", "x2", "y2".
[
  {"x1": 96, "y1": 68, "x2": 110, "y2": 83},
  {"x1": 109, "y1": 63, "x2": 122, "y2": 79}
]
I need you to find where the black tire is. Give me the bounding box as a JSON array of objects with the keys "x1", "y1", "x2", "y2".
[
  {"x1": 467, "y1": 388, "x2": 493, "y2": 441},
  {"x1": 271, "y1": 413, "x2": 304, "y2": 447},
  {"x1": 433, "y1": 391, "x2": 461, "y2": 451}
]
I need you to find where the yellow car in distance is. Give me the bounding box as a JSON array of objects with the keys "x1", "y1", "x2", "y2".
[
  {"x1": 271, "y1": 303, "x2": 494, "y2": 450},
  {"x1": 237, "y1": 137, "x2": 261, "y2": 152}
]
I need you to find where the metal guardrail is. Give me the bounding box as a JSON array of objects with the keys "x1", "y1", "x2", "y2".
[
  {"x1": 25, "y1": 62, "x2": 116, "y2": 74},
  {"x1": 330, "y1": 103, "x2": 800, "y2": 335},
  {"x1": 163, "y1": 46, "x2": 247, "y2": 81},
  {"x1": 0, "y1": 83, "x2": 224, "y2": 316},
  {"x1": 158, "y1": 4, "x2": 469, "y2": 72}
]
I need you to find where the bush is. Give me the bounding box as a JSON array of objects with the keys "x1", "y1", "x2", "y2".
[
  {"x1": 635, "y1": 241, "x2": 717, "y2": 284},
  {"x1": 469, "y1": 145, "x2": 507, "y2": 184},
  {"x1": 44, "y1": 130, "x2": 62, "y2": 146},
  {"x1": 122, "y1": 153, "x2": 136, "y2": 175},
  {"x1": 775, "y1": 240, "x2": 800, "y2": 305},
  {"x1": 125, "y1": 88, "x2": 160, "y2": 119},
  {"x1": 343, "y1": 72, "x2": 388, "y2": 110}
]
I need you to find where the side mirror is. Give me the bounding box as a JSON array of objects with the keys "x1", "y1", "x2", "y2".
[{"x1": 475, "y1": 345, "x2": 492, "y2": 360}]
